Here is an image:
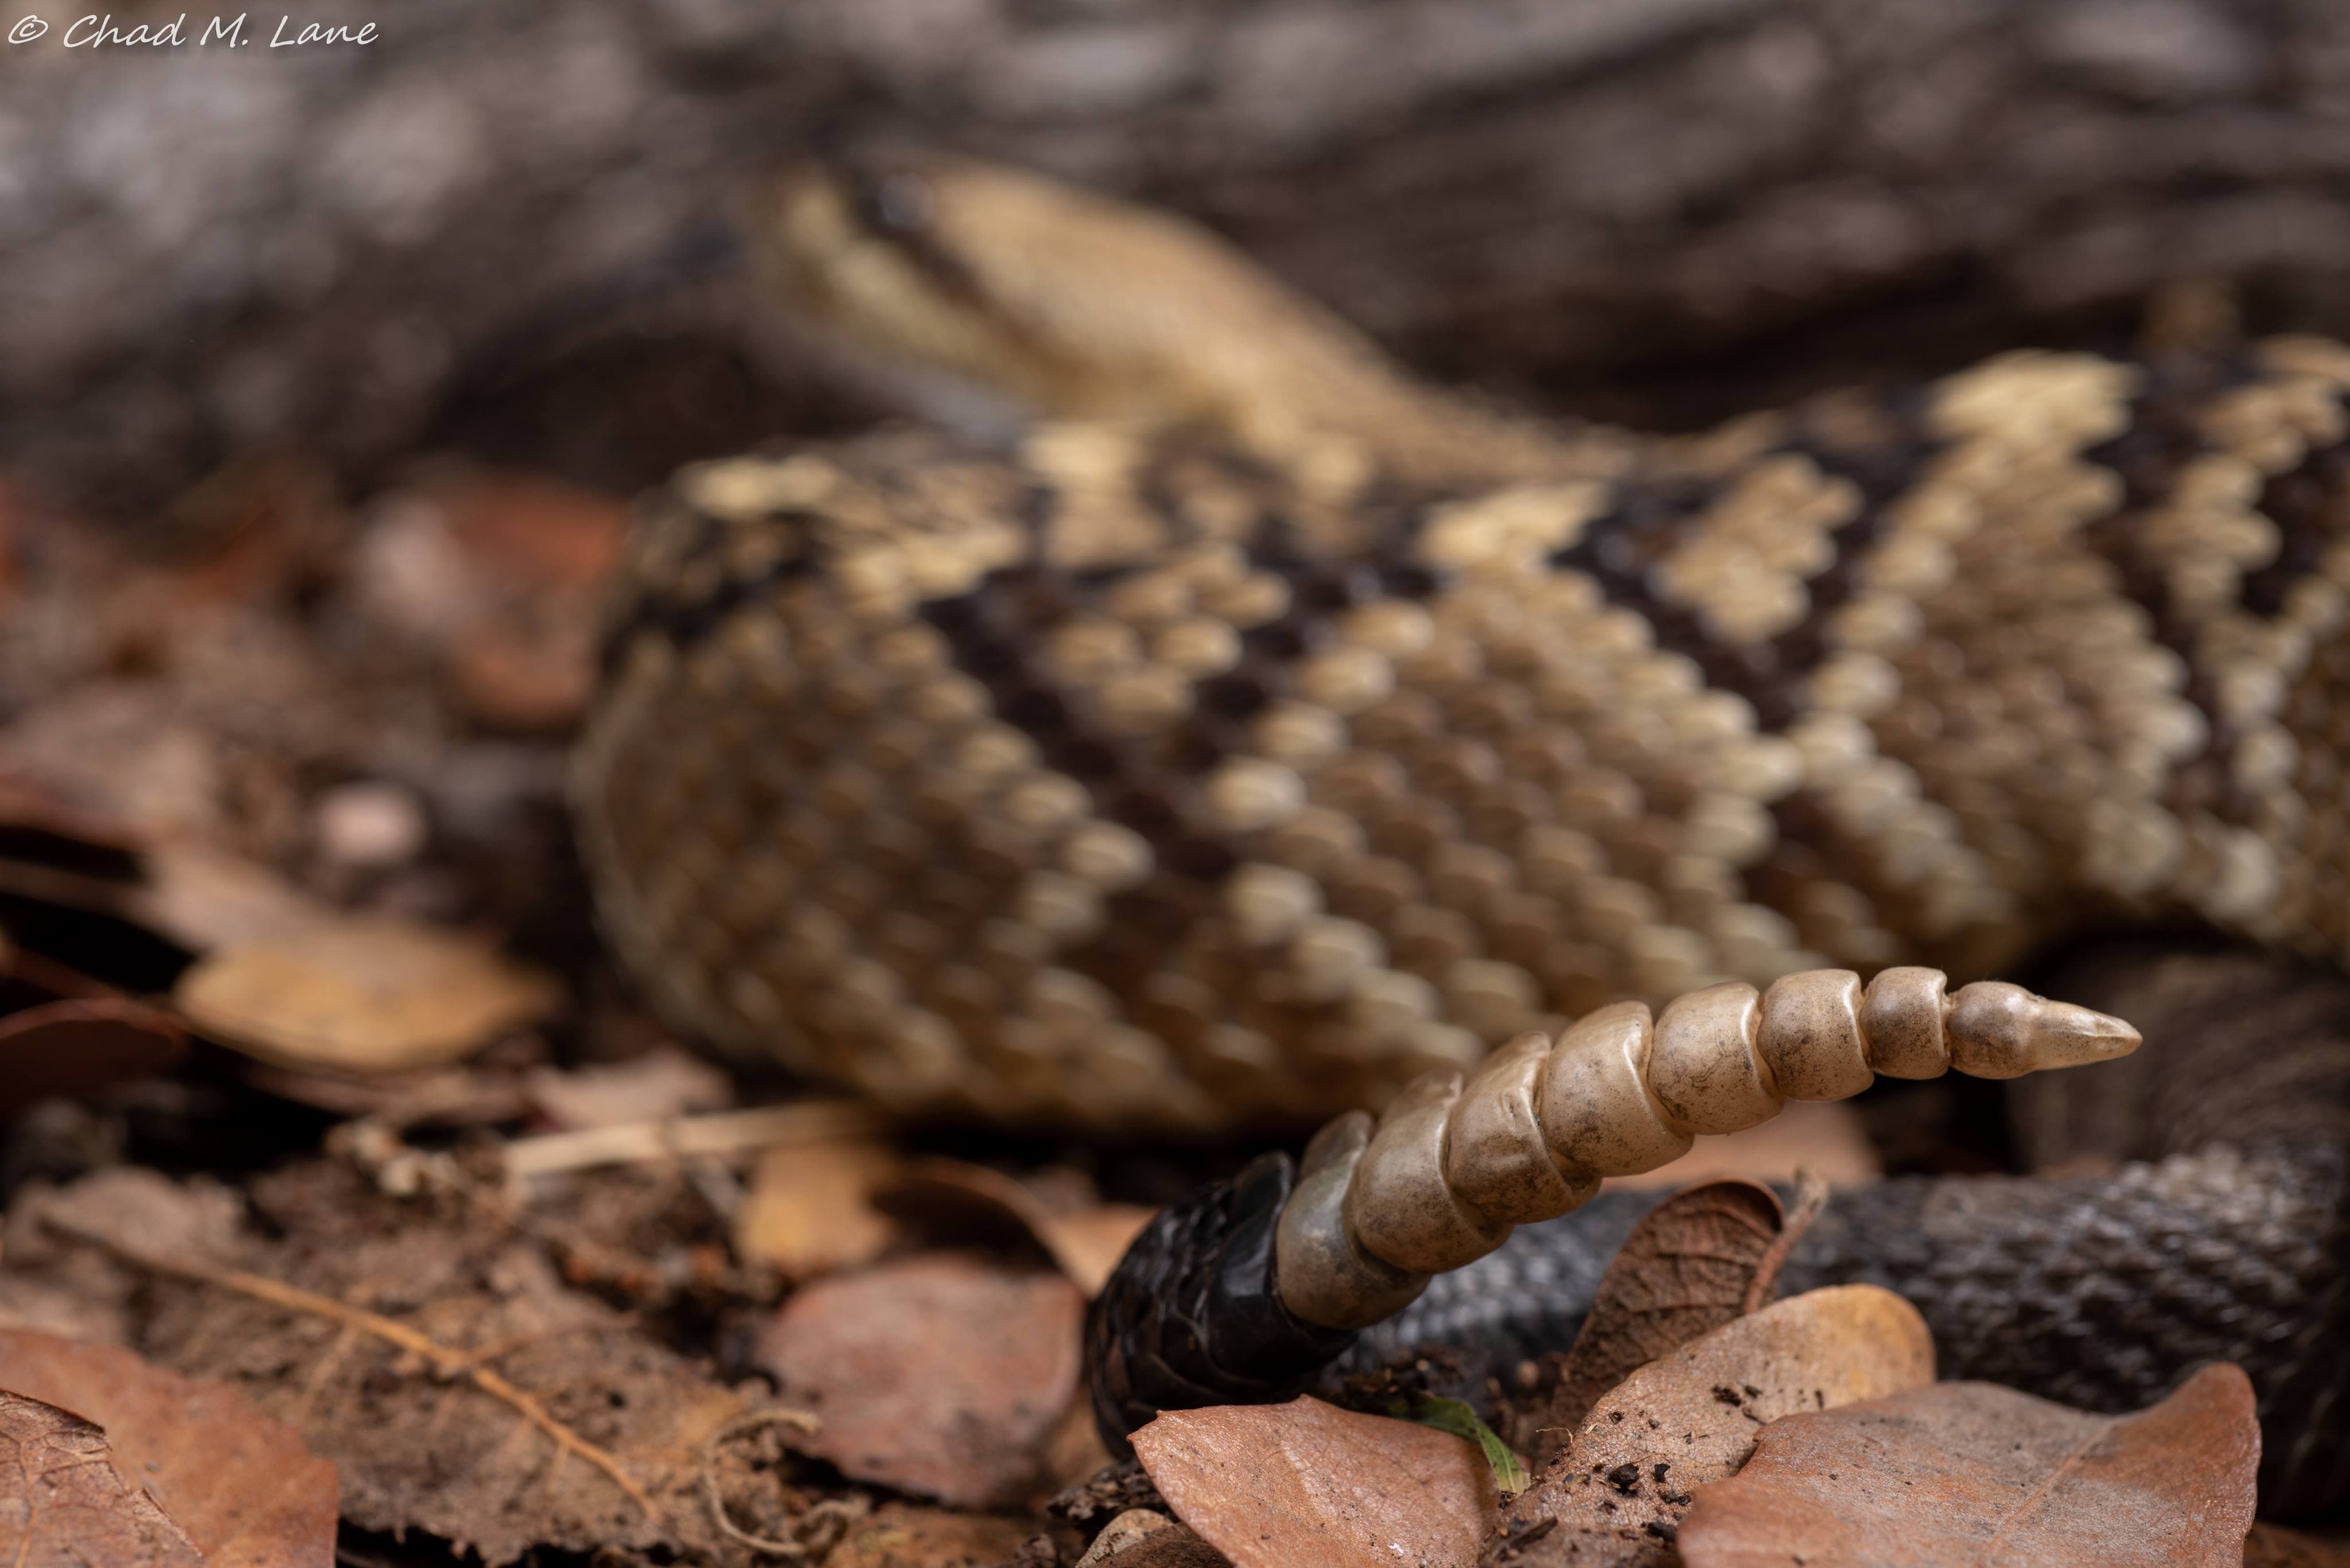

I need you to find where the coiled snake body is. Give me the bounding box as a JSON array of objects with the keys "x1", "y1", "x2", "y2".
[{"x1": 574, "y1": 158, "x2": 2350, "y2": 1512}]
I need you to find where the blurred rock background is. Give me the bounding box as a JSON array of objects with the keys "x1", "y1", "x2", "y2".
[{"x1": 9, "y1": 0, "x2": 2350, "y2": 519}]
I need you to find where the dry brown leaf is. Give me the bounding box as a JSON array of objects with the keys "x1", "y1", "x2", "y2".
[
  {"x1": 451, "y1": 629, "x2": 599, "y2": 730},
  {"x1": 735, "y1": 1135, "x2": 902, "y2": 1278},
  {"x1": 880, "y1": 1158, "x2": 1155, "y2": 1296},
  {"x1": 757, "y1": 1254, "x2": 1084, "y2": 1508},
  {"x1": 0, "y1": 1390, "x2": 206, "y2": 1567},
  {"x1": 1613, "y1": 1100, "x2": 1880, "y2": 1189},
  {"x1": 0, "y1": 995, "x2": 185, "y2": 1116},
  {"x1": 1076, "y1": 1508, "x2": 1234, "y2": 1567},
  {"x1": 435, "y1": 473, "x2": 628, "y2": 589},
  {"x1": 1488, "y1": 1284, "x2": 1933, "y2": 1567},
  {"x1": 1043, "y1": 1204, "x2": 1161, "y2": 1297},
  {"x1": 1074, "y1": 1508, "x2": 1181, "y2": 1568},
  {"x1": 1133, "y1": 1395, "x2": 1500, "y2": 1568},
  {"x1": 2247, "y1": 1522, "x2": 2350, "y2": 1567},
  {"x1": 173, "y1": 913, "x2": 558, "y2": 1073},
  {"x1": 1676, "y1": 1363, "x2": 2260, "y2": 1568},
  {"x1": 821, "y1": 1501, "x2": 1040, "y2": 1567},
  {"x1": 0, "y1": 1330, "x2": 337, "y2": 1568},
  {"x1": 413, "y1": 471, "x2": 626, "y2": 730},
  {"x1": 0, "y1": 787, "x2": 555, "y2": 1073},
  {"x1": 1536, "y1": 1176, "x2": 1826, "y2": 1447}
]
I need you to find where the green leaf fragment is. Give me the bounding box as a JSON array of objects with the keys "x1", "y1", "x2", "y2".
[{"x1": 1388, "y1": 1395, "x2": 1531, "y2": 1497}]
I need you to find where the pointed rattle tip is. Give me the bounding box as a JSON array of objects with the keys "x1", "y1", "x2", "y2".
[{"x1": 1945, "y1": 981, "x2": 2142, "y2": 1079}]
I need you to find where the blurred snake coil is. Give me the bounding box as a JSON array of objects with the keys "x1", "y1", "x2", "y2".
[{"x1": 573, "y1": 156, "x2": 2350, "y2": 1512}]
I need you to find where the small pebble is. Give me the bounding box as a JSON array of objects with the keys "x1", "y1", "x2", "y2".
[{"x1": 315, "y1": 781, "x2": 427, "y2": 867}]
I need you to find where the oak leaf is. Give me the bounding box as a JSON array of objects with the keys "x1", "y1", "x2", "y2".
[
  {"x1": 1132, "y1": 1394, "x2": 1499, "y2": 1568},
  {"x1": 1675, "y1": 1363, "x2": 2260, "y2": 1568},
  {"x1": 756, "y1": 1253, "x2": 1084, "y2": 1508}
]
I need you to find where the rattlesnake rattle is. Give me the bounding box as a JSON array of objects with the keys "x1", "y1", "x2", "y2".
[{"x1": 573, "y1": 154, "x2": 2350, "y2": 1512}]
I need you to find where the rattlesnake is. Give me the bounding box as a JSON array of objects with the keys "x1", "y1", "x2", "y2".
[{"x1": 574, "y1": 155, "x2": 2350, "y2": 1513}]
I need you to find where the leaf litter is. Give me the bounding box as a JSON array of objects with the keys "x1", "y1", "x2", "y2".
[
  {"x1": 20, "y1": 1158, "x2": 754, "y2": 1565},
  {"x1": 0, "y1": 400, "x2": 2305, "y2": 1568}
]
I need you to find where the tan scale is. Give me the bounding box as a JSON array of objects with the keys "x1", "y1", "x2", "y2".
[{"x1": 578, "y1": 158, "x2": 2350, "y2": 1137}]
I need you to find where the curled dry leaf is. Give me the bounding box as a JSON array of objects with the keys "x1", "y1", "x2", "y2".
[
  {"x1": 0, "y1": 996, "x2": 185, "y2": 1116},
  {"x1": 173, "y1": 913, "x2": 558, "y2": 1074},
  {"x1": 734, "y1": 1135, "x2": 902, "y2": 1279},
  {"x1": 1488, "y1": 1285, "x2": 1934, "y2": 1568},
  {"x1": 1076, "y1": 1508, "x2": 1235, "y2": 1568},
  {"x1": 1538, "y1": 1176, "x2": 1827, "y2": 1448},
  {"x1": 1676, "y1": 1363, "x2": 2260, "y2": 1568},
  {"x1": 0, "y1": 1390, "x2": 205, "y2": 1568},
  {"x1": 878, "y1": 1157, "x2": 1155, "y2": 1297},
  {"x1": 0, "y1": 1329, "x2": 338, "y2": 1568},
  {"x1": 0, "y1": 896, "x2": 188, "y2": 1114},
  {"x1": 755, "y1": 1253, "x2": 1085, "y2": 1509},
  {"x1": 1132, "y1": 1395, "x2": 1500, "y2": 1568}
]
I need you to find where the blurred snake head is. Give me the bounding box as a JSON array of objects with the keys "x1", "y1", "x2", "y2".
[{"x1": 757, "y1": 152, "x2": 1409, "y2": 442}]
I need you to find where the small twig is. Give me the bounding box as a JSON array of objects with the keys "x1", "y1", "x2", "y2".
[
  {"x1": 48, "y1": 1217, "x2": 657, "y2": 1520},
  {"x1": 503, "y1": 1101, "x2": 884, "y2": 1180},
  {"x1": 700, "y1": 1408, "x2": 866, "y2": 1559},
  {"x1": 440, "y1": 1318, "x2": 641, "y2": 1376},
  {"x1": 1743, "y1": 1165, "x2": 1833, "y2": 1315}
]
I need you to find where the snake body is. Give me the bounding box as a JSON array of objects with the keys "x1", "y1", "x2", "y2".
[{"x1": 574, "y1": 158, "x2": 2350, "y2": 1513}]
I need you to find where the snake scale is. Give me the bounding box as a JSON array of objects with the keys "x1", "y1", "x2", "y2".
[{"x1": 572, "y1": 157, "x2": 2350, "y2": 1513}]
